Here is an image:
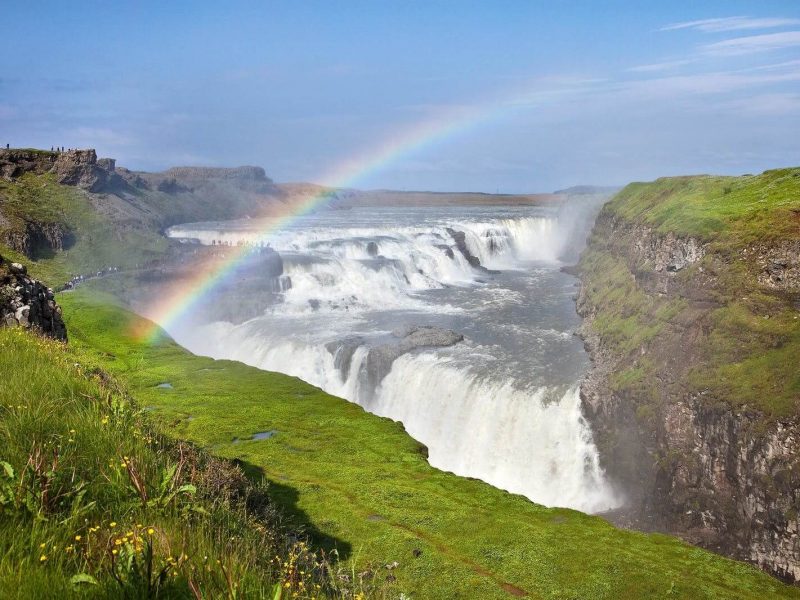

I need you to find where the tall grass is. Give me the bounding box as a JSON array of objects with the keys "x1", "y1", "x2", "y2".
[{"x1": 0, "y1": 327, "x2": 388, "y2": 599}]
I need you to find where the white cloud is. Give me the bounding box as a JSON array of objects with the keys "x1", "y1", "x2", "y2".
[
  {"x1": 628, "y1": 59, "x2": 695, "y2": 73},
  {"x1": 621, "y1": 68, "x2": 800, "y2": 99},
  {"x1": 662, "y1": 16, "x2": 800, "y2": 33},
  {"x1": 703, "y1": 31, "x2": 800, "y2": 55}
]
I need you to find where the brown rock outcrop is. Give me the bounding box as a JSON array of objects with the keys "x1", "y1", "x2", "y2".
[{"x1": 0, "y1": 148, "x2": 121, "y2": 192}]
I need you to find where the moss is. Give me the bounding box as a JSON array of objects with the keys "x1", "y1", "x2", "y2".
[
  {"x1": 605, "y1": 168, "x2": 800, "y2": 244},
  {"x1": 580, "y1": 167, "x2": 800, "y2": 418},
  {"x1": 47, "y1": 289, "x2": 800, "y2": 599},
  {"x1": 612, "y1": 359, "x2": 654, "y2": 392}
]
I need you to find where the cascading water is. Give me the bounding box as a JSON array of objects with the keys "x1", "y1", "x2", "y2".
[{"x1": 160, "y1": 204, "x2": 619, "y2": 513}]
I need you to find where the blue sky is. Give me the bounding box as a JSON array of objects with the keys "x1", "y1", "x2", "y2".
[{"x1": 2, "y1": 1, "x2": 799, "y2": 192}]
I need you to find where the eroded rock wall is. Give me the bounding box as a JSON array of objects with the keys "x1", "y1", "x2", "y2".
[
  {"x1": 578, "y1": 210, "x2": 800, "y2": 582},
  {"x1": 0, "y1": 148, "x2": 121, "y2": 192}
]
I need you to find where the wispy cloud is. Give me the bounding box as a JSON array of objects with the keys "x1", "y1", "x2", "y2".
[
  {"x1": 621, "y1": 66, "x2": 800, "y2": 99},
  {"x1": 720, "y1": 92, "x2": 800, "y2": 115},
  {"x1": 628, "y1": 59, "x2": 695, "y2": 73},
  {"x1": 703, "y1": 31, "x2": 800, "y2": 56},
  {"x1": 662, "y1": 16, "x2": 800, "y2": 33}
]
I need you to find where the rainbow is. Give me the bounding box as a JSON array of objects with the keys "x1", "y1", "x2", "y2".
[{"x1": 139, "y1": 94, "x2": 532, "y2": 342}]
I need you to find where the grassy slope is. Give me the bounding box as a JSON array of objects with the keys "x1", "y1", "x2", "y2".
[
  {"x1": 0, "y1": 174, "x2": 169, "y2": 287},
  {"x1": 57, "y1": 289, "x2": 800, "y2": 600},
  {"x1": 579, "y1": 167, "x2": 800, "y2": 418},
  {"x1": 0, "y1": 171, "x2": 287, "y2": 288},
  {"x1": 0, "y1": 325, "x2": 343, "y2": 599}
]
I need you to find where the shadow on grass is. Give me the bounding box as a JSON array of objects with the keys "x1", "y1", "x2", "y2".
[{"x1": 235, "y1": 458, "x2": 353, "y2": 561}]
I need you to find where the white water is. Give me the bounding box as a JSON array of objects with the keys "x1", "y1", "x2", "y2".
[{"x1": 162, "y1": 204, "x2": 619, "y2": 513}]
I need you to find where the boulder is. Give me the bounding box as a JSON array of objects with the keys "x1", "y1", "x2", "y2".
[
  {"x1": 1, "y1": 258, "x2": 67, "y2": 340},
  {"x1": 14, "y1": 305, "x2": 30, "y2": 327},
  {"x1": 364, "y1": 325, "x2": 464, "y2": 392}
]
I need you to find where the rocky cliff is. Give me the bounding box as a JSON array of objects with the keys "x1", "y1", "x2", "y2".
[
  {"x1": 0, "y1": 148, "x2": 293, "y2": 285},
  {"x1": 0, "y1": 255, "x2": 66, "y2": 340},
  {"x1": 577, "y1": 170, "x2": 800, "y2": 582},
  {"x1": 0, "y1": 148, "x2": 123, "y2": 192}
]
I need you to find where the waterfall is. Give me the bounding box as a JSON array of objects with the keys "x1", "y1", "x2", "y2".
[{"x1": 162, "y1": 208, "x2": 620, "y2": 514}]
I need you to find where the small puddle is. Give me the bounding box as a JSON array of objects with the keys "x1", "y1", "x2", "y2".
[
  {"x1": 156, "y1": 382, "x2": 173, "y2": 389},
  {"x1": 232, "y1": 430, "x2": 278, "y2": 444}
]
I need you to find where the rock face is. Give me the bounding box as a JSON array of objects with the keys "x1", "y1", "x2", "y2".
[
  {"x1": 445, "y1": 228, "x2": 499, "y2": 274},
  {"x1": 752, "y1": 241, "x2": 800, "y2": 291},
  {"x1": 577, "y1": 210, "x2": 800, "y2": 583},
  {"x1": 122, "y1": 165, "x2": 275, "y2": 195},
  {"x1": 0, "y1": 149, "x2": 59, "y2": 178},
  {"x1": 1, "y1": 220, "x2": 74, "y2": 258},
  {"x1": 0, "y1": 256, "x2": 66, "y2": 340},
  {"x1": 0, "y1": 148, "x2": 121, "y2": 192},
  {"x1": 632, "y1": 228, "x2": 705, "y2": 273},
  {"x1": 364, "y1": 325, "x2": 464, "y2": 392}
]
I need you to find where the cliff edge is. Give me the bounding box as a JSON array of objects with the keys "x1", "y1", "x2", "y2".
[{"x1": 577, "y1": 168, "x2": 800, "y2": 581}]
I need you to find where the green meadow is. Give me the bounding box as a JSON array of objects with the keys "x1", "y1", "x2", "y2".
[{"x1": 40, "y1": 289, "x2": 797, "y2": 599}]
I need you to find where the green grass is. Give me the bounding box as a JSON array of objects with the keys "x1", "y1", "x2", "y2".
[
  {"x1": 579, "y1": 167, "x2": 800, "y2": 417},
  {"x1": 605, "y1": 167, "x2": 800, "y2": 244},
  {"x1": 0, "y1": 173, "x2": 168, "y2": 286},
  {"x1": 0, "y1": 324, "x2": 391, "y2": 599},
  {"x1": 51, "y1": 289, "x2": 800, "y2": 599}
]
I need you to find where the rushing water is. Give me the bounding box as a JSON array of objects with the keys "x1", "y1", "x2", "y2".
[{"x1": 161, "y1": 203, "x2": 619, "y2": 513}]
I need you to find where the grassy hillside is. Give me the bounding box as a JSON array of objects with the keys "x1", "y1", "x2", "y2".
[
  {"x1": 0, "y1": 168, "x2": 283, "y2": 288},
  {"x1": 0, "y1": 173, "x2": 168, "y2": 286},
  {"x1": 51, "y1": 289, "x2": 800, "y2": 599},
  {"x1": 579, "y1": 167, "x2": 800, "y2": 418},
  {"x1": 605, "y1": 168, "x2": 799, "y2": 244},
  {"x1": 0, "y1": 322, "x2": 399, "y2": 598}
]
